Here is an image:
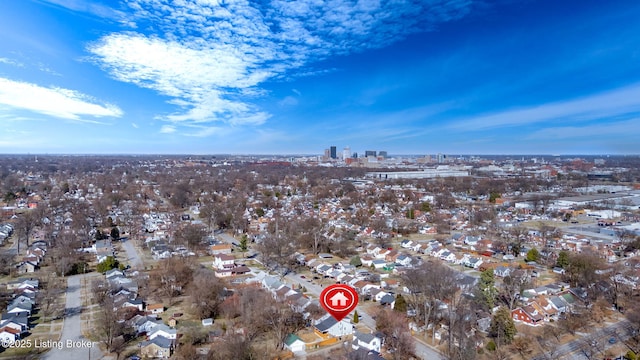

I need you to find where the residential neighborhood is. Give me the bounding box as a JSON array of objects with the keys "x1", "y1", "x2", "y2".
[{"x1": 0, "y1": 154, "x2": 638, "y2": 360}]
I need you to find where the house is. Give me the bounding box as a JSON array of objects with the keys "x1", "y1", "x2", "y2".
[
  {"x1": 400, "y1": 239, "x2": 413, "y2": 248},
  {"x1": 15, "y1": 261, "x2": 38, "y2": 273},
  {"x1": 7, "y1": 302, "x2": 32, "y2": 316},
  {"x1": 352, "y1": 331, "x2": 382, "y2": 353},
  {"x1": 0, "y1": 326, "x2": 20, "y2": 344},
  {"x1": 213, "y1": 254, "x2": 235, "y2": 270},
  {"x1": 105, "y1": 268, "x2": 124, "y2": 279},
  {"x1": 464, "y1": 257, "x2": 483, "y2": 269},
  {"x1": 511, "y1": 306, "x2": 544, "y2": 326},
  {"x1": 396, "y1": 254, "x2": 412, "y2": 267},
  {"x1": 122, "y1": 297, "x2": 144, "y2": 311},
  {"x1": 314, "y1": 315, "x2": 353, "y2": 338},
  {"x1": 348, "y1": 349, "x2": 386, "y2": 360},
  {"x1": 548, "y1": 296, "x2": 568, "y2": 314},
  {"x1": 379, "y1": 294, "x2": 395, "y2": 308},
  {"x1": 371, "y1": 260, "x2": 386, "y2": 269},
  {"x1": 494, "y1": 266, "x2": 511, "y2": 278},
  {"x1": 140, "y1": 336, "x2": 173, "y2": 358},
  {"x1": 146, "y1": 304, "x2": 164, "y2": 315},
  {"x1": 148, "y1": 324, "x2": 177, "y2": 340},
  {"x1": 284, "y1": 333, "x2": 306, "y2": 354},
  {"x1": 440, "y1": 251, "x2": 456, "y2": 263},
  {"x1": 372, "y1": 290, "x2": 389, "y2": 302},
  {"x1": 0, "y1": 315, "x2": 28, "y2": 334},
  {"x1": 534, "y1": 296, "x2": 558, "y2": 321},
  {"x1": 210, "y1": 244, "x2": 232, "y2": 255},
  {"x1": 5, "y1": 279, "x2": 39, "y2": 291},
  {"x1": 131, "y1": 315, "x2": 161, "y2": 335}
]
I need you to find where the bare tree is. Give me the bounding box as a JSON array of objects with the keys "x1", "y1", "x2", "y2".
[
  {"x1": 95, "y1": 296, "x2": 130, "y2": 352},
  {"x1": 37, "y1": 273, "x2": 65, "y2": 322},
  {"x1": 402, "y1": 260, "x2": 458, "y2": 343},
  {"x1": 500, "y1": 270, "x2": 530, "y2": 310},
  {"x1": 376, "y1": 308, "x2": 416, "y2": 360},
  {"x1": 15, "y1": 210, "x2": 40, "y2": 253},
  {"x1": 187, "y1": 268, "x2": 226, "y2": 320},
  {"x1": 174, "y1": 223, "x2": 207, "y2": 250}
]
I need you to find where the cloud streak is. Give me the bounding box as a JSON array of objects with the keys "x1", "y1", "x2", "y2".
[
  {"x1": 88, "y1": 0, "x2": 474, "y2": 135},
  {"x1": 0, "y1": 77, "x2": 122, "y2": 120},
  {"x1": 449, "y1": 83, "x2": 640, "y2": 131}
]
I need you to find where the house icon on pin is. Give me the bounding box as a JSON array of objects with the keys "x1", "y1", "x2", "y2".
[{"x1": 329, "y1": 291, "x2": 349, "y2": 307}]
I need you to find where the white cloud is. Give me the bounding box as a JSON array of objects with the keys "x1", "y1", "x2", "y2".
[
  {"x1": 0, "y1": 77, "x2": 123, "y2": 120},
  {"x1": 131, "y1": 122, "x2": 139, "y2": 128},
  {"x1": 38, "y1": 0, "x2": 127, "y2": 23},
  {"x1": 526, "y1": 118, "x2": 640, "y2": 140},
  {"x1": 278, "y1": 96, "x2": 298, "y2": 107},
  {"x1": 0, "y1": 57, "x2": 24, "y2": 67},
  {"x1": 449, "y1": 84, "x2": 640, "y2": 130},
  {"x1": 160, "y1": 125, "x2": 176, "y2": 133},
  {"x1": 88, "y1": 0, "x2": 473, "y2": 135}
]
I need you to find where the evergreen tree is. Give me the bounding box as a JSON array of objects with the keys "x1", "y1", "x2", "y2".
[
  {"x1": 556, "y1": 251, "x2": 570, "y2": 268},
  {"x1": 489, "y1": 306, "x2": 517, "y2": 344},
  {"x1": 96, "y1": 256, "x2": 120, "y2": 273},
  {"x1": 525, "y1": 248, "x2": 540, "y2": 262},
  {"x1": 240, "y1": 234, "x2": 248, "y2": 252},
  {"x1": 110, "y1": 227, "x2": 120, "y2": 240},
  {"x1": 353, "y1": 311, "x2": 359, "y2": 323},
  {"x1": 478, "y1": 268, "x2": 498, "y2": 310},
  {"x1": 394, "y1": 294, "x2": 407, "y2": 313},
  {"x1": 350, "y1": 256, "x2": 362, "y2": 267}
]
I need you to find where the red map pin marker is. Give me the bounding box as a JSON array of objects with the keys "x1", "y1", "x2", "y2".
[{"x1": 320, "y1": 284, "x2": 359, "y2": 321}]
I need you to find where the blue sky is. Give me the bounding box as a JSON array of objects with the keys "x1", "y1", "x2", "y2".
[{"x1": 1, "y1": 0, "x2": 639, "y2": 155}]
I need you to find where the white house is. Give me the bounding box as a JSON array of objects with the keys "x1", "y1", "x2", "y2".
[
  {"x1": 352, "y1": 331, "x2": 381, "y2": 353},
  {"x1": 396, "y1": 254, "x2": 412, "y2": 267},
  {"x1": 148, "y1": 324, "x2": 177, "y2": 340},
  {"x1": 0, "y1": 327, "x2": 20, "y2": 344},
  {"x1": 284, "y1": 334, "x2": 306, "y2": 354},
  {"x1": 213, "y1": 254, "x2": 235, "y2": 270},
  {"x1": 314, "y1": 315, "x2": 352, "y2": 337}
]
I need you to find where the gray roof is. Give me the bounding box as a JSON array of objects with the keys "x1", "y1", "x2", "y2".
[
  {"x1": 315, "y1": 316, "x2": 338, "y2": 332},
  {"x1": 380, "y1": 294, "x2": 394, "y2": 305},
  {"x1": 355, "y1": 331, "x2": 378, "y2": 344},
  {"x1": 149, "y1": 324, "x2": 176, "y2": 336},
  {"x1": 142, "y1": 335, "x2": 173, "y2": 349}
]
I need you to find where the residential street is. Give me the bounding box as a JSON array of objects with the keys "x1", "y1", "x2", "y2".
[
  {"x1": 44, "y1": 274, "x2": 104, "y2": 360},
  {"x1": 532, "y1": 320, "x2": 633, "y2": 360},
  {"x1": 121, "y1": 237, "x2": 144, "y2": 270}
]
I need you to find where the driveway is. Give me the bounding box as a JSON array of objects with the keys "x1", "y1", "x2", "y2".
[{"x1": 45, "y1": 274, "x2": 104, "y2": 360}]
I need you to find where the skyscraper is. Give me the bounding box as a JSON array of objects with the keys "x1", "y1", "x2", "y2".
[
  {"x1": 330, "y1": 146, "x2": 337, "y2": 159},
  {"x1": 342, "y1": 146, "x2": 351, "y2": 160},
  {"x1": 365, "y1": 150, "x2": 376, "y2": 157}
]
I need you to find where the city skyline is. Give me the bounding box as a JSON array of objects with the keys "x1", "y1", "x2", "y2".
[{"x1": 1, "y1": 1, "x2": 640, "y2": 155}]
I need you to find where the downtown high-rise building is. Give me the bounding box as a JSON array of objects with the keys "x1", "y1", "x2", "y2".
[
  {"x1": 342, "y1": 146, "x2": 351, "y2": 160},
  {"x1": 330, "y1": 146, "x2": 337, "y2": 159}
]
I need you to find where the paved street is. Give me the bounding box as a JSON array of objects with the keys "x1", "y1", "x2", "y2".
[
  {"x1": 45, "y1": 274, "x2": 104, "y2": 360},
  {"x1": 121, "y1": 238, "x2": 144, "y2": 270},
  {"x1": 533, "y1": 320, "x2": 632, "y2": 360}
]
